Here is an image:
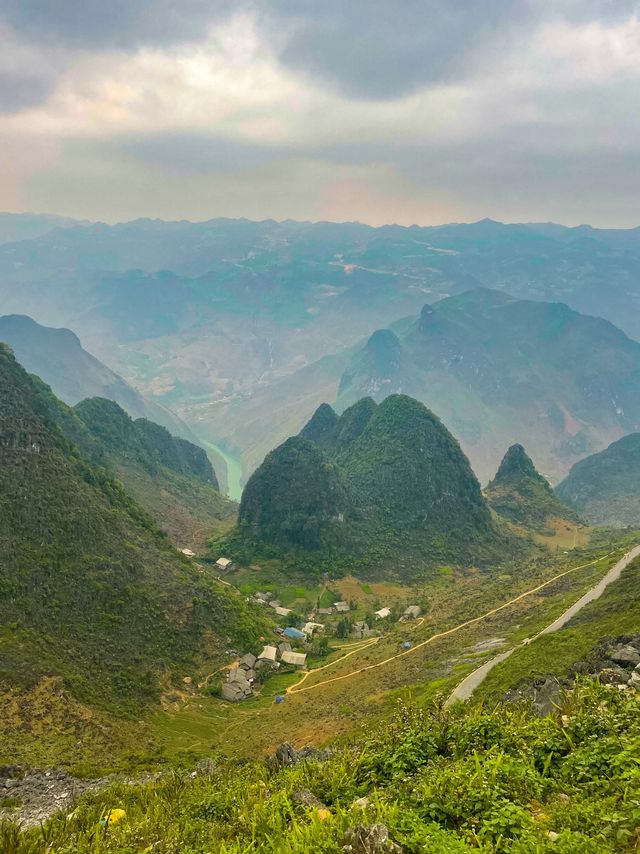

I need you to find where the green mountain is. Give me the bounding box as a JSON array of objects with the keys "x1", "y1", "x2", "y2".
[
  {"x1": 238, "y1": 436, "x2": 351, "y2": 550},
  {"x1": 234, "y1": 395, "x2": 509, "y2": 573},
  {"x1": 73, "y1": 398, "x2": 235, "y2": 550},
  {"x1": 0, "y1": 344, "x2": 267, "y2": 735},
  {"x1": 486, "y1": 444, "x2": 580, "y2": 533},
  {"x1": 556, "y1": 432, "x2": 640, "y2": 527},
  {"x1": 0, "y1": 313, "x2": 197, "y2": 445},
  {"x1": 337, "y1": 289, "x2": 640, "y2": 483}
]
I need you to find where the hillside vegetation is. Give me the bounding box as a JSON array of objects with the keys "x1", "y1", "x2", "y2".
[
  {"x1": 232, "y1": 395, "x2": 516, "y2": 574},
  {"x1": 3, "y1": 680, "x2": 639, "y2": 852},
  {"x1": 486, "y1": 444, "x2": 581, "y2": 533},
  {"x1": 556, "y1": 433, "x2": 640, "y2": 527},
  {"x1": 74, "y1": 397, "x2": 234, "y2": 549},
  {"x1": 0, "y1": 313, "x2": 194, "y2": 442},
  {"x1": 0, "y1": 344, "x2": 267, "y2": 744}
]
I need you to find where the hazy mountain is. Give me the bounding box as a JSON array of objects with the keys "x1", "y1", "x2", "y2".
[
  {"x1": 336, "y1": 289, "x2": 640, "y2": 482},
  {"x1": 74, "y1": 398, "x2": 235, "y2": 550},
  {"x1": 556, "y1": 433, "x2": 640, "y2": 527},
  {"x1": 486, "y1": 444, "x2": 580, "y2": 533},
  {"x1": 3, "y1": 215, "x2": 640, "y2": 472},
  {"x1": 0, "y1": 212, "x2": 86, "y2": 245},
  {"x1": 0, "y1": 313, "x2": 198, "y2": 446},
  {"x1": 0, "y1": 344, "x2": 266, "y2": 726},
  {"x1": 235, "y1": 395, "x2": 508, "y2": 573}
]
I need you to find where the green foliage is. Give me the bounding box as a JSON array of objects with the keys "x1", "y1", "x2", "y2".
[
  {"x1": 233, "y1": 394, "x2": 518, "y2": 575},
  {"x1": 486, "y1": 444, "x2": 581, "y2": 532},
  {"x1": 0, "y1": 346, "x2": 268, "y2": 737},
  {"x1": 557, "y1": 432, "x2": 640, "y2": 527},
  {"x1": 238, "y1": 436, "x2": 352, "y2": 550},
  {"x1": 2, "y1": 681, "x2": 639, "y2": 852}
]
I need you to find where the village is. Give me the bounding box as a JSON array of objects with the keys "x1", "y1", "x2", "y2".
[{"x1": 209, "y1": 556, "x2": 423, "y2": 703}]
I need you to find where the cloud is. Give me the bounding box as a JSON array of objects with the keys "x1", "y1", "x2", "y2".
[
  {"x1": 0, "y1": 0, "x2": 234, "y2": 50},
  {"x1": 2, "y1": 1, "x2": 640, "y2": 226}
]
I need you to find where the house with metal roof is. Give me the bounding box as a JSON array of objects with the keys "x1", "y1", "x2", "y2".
[{"x1": 281, "y1": 651, "x2": 307, "y2": 667}]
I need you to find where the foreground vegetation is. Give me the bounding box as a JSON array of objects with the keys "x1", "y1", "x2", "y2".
[{"x1": 2, "y1": 680, "x2": 639, "y2": 852}]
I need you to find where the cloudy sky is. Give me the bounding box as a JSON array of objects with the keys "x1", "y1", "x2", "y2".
[{"x1": 1, "y1": 0, "x2": 639, "y2": 226}]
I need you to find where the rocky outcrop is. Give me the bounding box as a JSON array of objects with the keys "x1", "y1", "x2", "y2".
[
  {"x1": 504, "y1": 635, "x2": 640, "y2": 712},
  {"x1": 342, "y1": 823, "x2": 403, "y2": 853}
]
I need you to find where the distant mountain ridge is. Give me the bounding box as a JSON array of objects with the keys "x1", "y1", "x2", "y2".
[
  {"x1": 2, "y1": 214, "x2": 640, "y2": 481},
  {"x1": 556, "y1": 433, "x2": 640, "y2": 527},
  {"x1": 337, "y1": 289, "x2": 640, "y2": 482}
]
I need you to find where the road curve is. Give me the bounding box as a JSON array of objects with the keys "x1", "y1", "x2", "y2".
[{"x1": 446, "y1": 544, "x2": 640, "y2": 705}]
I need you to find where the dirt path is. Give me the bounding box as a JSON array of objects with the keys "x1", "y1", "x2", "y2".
[
  {"x1": 286, "y1": 550, "x2": 619, "y2": 697},
  {"x1": 446, "y1": 544, "x2": 640, "y2": 704}
]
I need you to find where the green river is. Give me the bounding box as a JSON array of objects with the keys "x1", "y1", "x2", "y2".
[{"x1": 201, "y1": 440, "x2": 244, "y2": 502}]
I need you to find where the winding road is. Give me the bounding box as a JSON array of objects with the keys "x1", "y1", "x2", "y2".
[
  {"x1": 446, "y1": 543, "x2": 640, "y2": 705},
  {"x1": 285, "y1": 548, "x2": 632, "y2": 698}
]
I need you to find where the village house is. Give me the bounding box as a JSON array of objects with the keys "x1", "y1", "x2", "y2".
[
  {"x1": 257, "y1": 645, "x2": 278, "y2": 665},
  {"x1": 273, "y1": 606, "x2": 292, "y2": 617},
  {"x1": 401, "y1": 605, "x2": 421, "y2": 621},
  {"x1": 334, "y1": 601, "x2": 350, "y2": 613},
  {"x1": 282, "y1": 626, "x2": 306, "y2": 640},
  {"x1": 215, "y1": 557, "x2": 233, "y2": 572},
  {"x1": 281, "y1": 650, "x2": 307, "y2": 667},
  {"x1": 351, "y1": 621, "x2": 373, "y2": 639},
  {"x1": 303, "y1": 621, "x2": 324, "y2": 636},
  {"x1": 374, "y1": 607, "x2": 392, "y2": 619},
  {"x1": 180, "y1": 548, "x2": 196, "y2": 558}
]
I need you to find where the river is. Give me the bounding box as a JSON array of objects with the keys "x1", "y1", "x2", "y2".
[{"x1": 201, "y1": 440, "x2": 244, "y2": 502}]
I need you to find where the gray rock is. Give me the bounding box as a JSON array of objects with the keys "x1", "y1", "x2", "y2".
[
  {"x1": 342, "y1": 824, "x2": 403, "y2": 853},
  {"x1": 194, "y1": 758, "x2": 217, "y2": 778},
  {"x1": 598, "y1": 666, "x2": 631, "y2": 685},
  {"x1": 630, "y1": 670, "x2": 640, "y2": 688},
  {"x1": 291, "y1": 788, "x2": 325, "y2": 808},
  {"x1": 608, "y1": 645, "x2": 640, "y2": 666},
  {"x1": 274, "y1": 742, "x2": 299, "y2": 765}
]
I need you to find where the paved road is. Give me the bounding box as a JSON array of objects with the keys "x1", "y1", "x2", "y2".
[{"x1": 447, "y1": 544, "x2": 640, "y2": 705}]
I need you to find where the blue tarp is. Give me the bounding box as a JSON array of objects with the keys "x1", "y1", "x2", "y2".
[{"x1": 283, "y1": 627, "x2": 306, "y2": 639}]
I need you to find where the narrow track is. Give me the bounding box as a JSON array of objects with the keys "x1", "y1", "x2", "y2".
[
  {"x1": 286, "y1": 550, "x2": 619, "y2": 697},
  {"x1": 446, "y1": 544, "x2": 640, "y2": 704}
]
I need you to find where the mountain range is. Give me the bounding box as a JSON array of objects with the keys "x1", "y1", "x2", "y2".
[
  {"x1": 2, "y1": 214, "x2": 640, "y2": 482},
  {"x1": 232, "y1": 394, "x2": 514, "y2": 575},
  {"x1": 556, "y1": 433, "x2": 640, "y2": 528},
  {"x1": 0, "y1": 343, "x2": 266, "y2": 746},
  {"x1": 209, "y1": 288, "x2": 640, "y2": 485}
]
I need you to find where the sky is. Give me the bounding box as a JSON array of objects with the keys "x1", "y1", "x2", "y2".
[{"x1": 1, "y1": 0, "x2": 639, "y2": 227}]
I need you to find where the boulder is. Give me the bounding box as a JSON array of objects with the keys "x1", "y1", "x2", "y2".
[
  {"x1": 274, "y1": 742, "x2": 299, "y2": 765},
  {"x1": 598, "y1": 666, "x2": 631, "y2": 685},
  {"x1": 342, "y1": 824, "x2": 403, "y2": 853},
  {"x1": 608, "y1": 645, "x2": 640, "y2": 666},
  {"x1": 291, "y1": 788, "x2": 326, "y2": 808}
]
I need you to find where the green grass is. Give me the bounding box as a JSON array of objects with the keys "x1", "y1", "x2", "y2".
[
  {"x1": 474, "y1": 555, "x2": 640, "y2": 703},
  {"x1": 3, "y1": 681, "x2": 639, "y2": 852}
]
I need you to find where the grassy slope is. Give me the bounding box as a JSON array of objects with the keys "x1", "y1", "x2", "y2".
[
  {"x1": 3, "y1": 680, "x2": 639, "y2": 852},
  {"x1": 73, "y1": 397, "x2": 236, "y2": 550},
  {"x1": 473, "y1": 553, "x2": 640, "y2": 703},
  {"x1": 109, "y1": 459, "x2": 236, "y2": 551},
  {"x1": 0, "y1": 345, "x2": 269, "y2": 765}
]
